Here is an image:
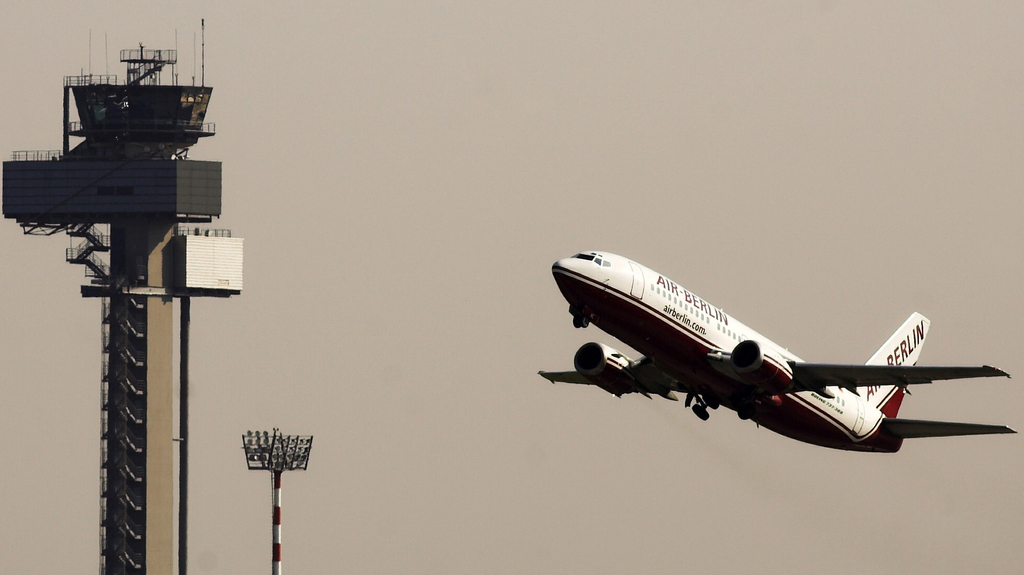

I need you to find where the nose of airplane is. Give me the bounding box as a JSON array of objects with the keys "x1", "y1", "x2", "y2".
[
  {"x1": 551, "y1": 256, "x2": 578, "y2": 274},
  {"x1": 551, "y1": 256, "x2": 592, "y2": 308}
]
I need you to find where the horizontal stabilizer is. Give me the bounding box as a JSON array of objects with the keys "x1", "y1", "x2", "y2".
[
  {"x1": 882, "y1": 418, "x2": 1016, "y2": 438},
  {"x1": 790, "y1": 363, "x2": 1008, "y2": 393}
]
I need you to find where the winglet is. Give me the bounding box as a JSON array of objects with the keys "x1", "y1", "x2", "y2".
[{"x1": 984, "y1": 365, "x2": 1011, "y2": 379}]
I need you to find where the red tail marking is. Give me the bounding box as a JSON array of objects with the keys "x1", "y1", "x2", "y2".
[{"x1": 880, "y1": 388, "x2": 905, "y2": 418}]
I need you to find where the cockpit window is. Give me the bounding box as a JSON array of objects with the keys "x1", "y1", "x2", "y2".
[{"x1": 572, "y1": 253, "x2": 611, "y2": 267}]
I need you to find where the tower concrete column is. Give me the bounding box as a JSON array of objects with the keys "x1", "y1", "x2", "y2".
[
  {"x1": 145, "y1": 293, "x2": 174, "y2": 575},
  {"x1": 143, "y1": 221, "x2": 176, "y2": 575}
]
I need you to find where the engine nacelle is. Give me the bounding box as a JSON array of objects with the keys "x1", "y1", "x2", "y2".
[
  {"x1": 729, "y1": 340, "x2": 794, "y2": 394},
  {"x1": 574, "y1": 342, "x2": 636, "y2": 396}
]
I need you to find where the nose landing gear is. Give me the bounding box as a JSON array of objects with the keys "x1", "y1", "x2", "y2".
[{"x1": 569, "y1": 305, "x2": 590, "y2": 328}]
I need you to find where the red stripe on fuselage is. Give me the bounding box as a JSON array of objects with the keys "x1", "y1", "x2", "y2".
[{"x1": 553, "y1": 267, "x2": 903, "y2": 452}]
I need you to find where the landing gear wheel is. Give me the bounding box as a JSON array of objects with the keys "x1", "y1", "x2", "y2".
[
  {"x1": 737, "y1": 404, "x2": 756, "y2": 420},
  {"x1": 704, "y1": 395, "x2": 720, "y2": 410},
  {"x1": 569, "y1": 306, "x2": 590, "y2": 329},
  {"x1": 692, "y1": 404, "x2": 710, "y2": 421}
]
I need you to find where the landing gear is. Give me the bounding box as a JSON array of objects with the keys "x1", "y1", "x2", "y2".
[
  {"x1": 704, "y1": 394, "x2": 720, "y2": 410},
  {"x1": 569, "y1": 305, "x2": 590, "y2": 328},
  {"x1": 737, "y1": 403, "x2": 757, "y2": 420},
  {"x1": 692, "y1": 404, "x2": 710, "y2": 421},
  {"x1": 685, "y1": 392, "x2": 712, "y2": 421}
]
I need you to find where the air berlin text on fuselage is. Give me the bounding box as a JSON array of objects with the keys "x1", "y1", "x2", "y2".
[
  {"x1": 663, "y1": 305, "x2": 707, "y2": 336},
  {"x1": 656, "y1": 276, "x2": 728, "y2": 325},
  {"x1": 887, "y1": 321, "x2": 927, "y2": 365}
]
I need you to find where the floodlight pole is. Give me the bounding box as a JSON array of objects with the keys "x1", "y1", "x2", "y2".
[
  {"x1": 272, "y1": 469, "x2": 282, "y2": 575},
  {"x1": 243, "y1": 430, "x2": 312, "y2": 575}
]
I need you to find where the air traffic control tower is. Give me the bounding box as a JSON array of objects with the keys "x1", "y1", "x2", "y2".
[{"x1": 3, "y1": 47, "x2": 242, "y2": 575}]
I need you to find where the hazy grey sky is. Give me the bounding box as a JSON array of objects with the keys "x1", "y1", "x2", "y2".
[{"x1": 2, "y1": 3, "x2": 1022, "y2": 573}]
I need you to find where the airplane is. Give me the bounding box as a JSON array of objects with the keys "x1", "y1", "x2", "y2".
[{"x1": 538, "y1": 251, "x2": 1015, "y2": 452}]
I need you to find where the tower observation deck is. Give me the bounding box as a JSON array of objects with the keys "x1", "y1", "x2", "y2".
[{"x1": 3, "y1": 44, "x2": 242, "y2": 575}]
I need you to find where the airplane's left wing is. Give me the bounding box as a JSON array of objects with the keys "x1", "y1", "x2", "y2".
[
  {"x1": 882, "y1": 418, "x2": 1016, "y2": 438},
  {"x1": 538, "y1": 347, "x2": 682, "y2": 401},
  {"x1": 789, "y1": 363, "x2": 1009, "y2": 394}
]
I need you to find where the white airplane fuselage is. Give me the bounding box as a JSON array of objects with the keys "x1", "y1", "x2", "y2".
[{"x1": 552, "y1": 253, "x2": 905, "y2": 452}]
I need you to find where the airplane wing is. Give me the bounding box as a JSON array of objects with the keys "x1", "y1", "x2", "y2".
[
  {"x1": 538, "y1": 371, "x2": 592, "y2": 385},
  {"x1": 538, "y1": 357, "x2": 681, "y2": 400},
  {"x1": 788, "y1": 363, "x2": 1009, "y2": 394},
  {"x1": 882, "y1": 418, "x2": 1016, "y2": 438}
]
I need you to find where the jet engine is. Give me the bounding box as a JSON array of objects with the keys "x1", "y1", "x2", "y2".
[
  {"x1": 729, "y1": 340, "x2": 793, "y2": 394},
  {"x1": 574, "y1": 342, "x2": 636, "y2": 396}
]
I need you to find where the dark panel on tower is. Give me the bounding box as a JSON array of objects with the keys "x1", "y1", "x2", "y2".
[
  {"x1": 175, "y1": 161, "x2": 222, "y2": 216},
  {"x1": 2, "y1": 160, "x2": 221, "y2": 224}
]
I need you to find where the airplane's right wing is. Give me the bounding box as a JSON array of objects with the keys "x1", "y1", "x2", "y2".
[
  {"x1": 538, "y1": 370, "x2": 593, "y2": 385},
  {"x1": 882, "y1": 418, "x2": 1016, "y2": 438}
]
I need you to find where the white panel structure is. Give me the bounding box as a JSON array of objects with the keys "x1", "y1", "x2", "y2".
[{"x1": 174, "y1": 235, "x2": 243, "y2": 291}]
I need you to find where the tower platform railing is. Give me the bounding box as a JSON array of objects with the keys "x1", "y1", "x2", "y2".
[
  {"x1": 11, "y1": 150, "x2": 62, "y2": 161},
  {"x1": 64, "y1": 74, "x2": 118, "y2": 87}
]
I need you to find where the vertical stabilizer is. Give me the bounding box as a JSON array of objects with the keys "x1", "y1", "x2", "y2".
[{"x1": 864, "y1": 313, "x2": 931, "y2": 417}]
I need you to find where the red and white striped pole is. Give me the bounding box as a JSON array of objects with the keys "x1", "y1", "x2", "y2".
[{"x1": 273, "y1": 470, "x2": 282, "y2": 575}]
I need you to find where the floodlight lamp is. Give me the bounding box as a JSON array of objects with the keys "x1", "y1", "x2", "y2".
[{"x1": 242, "y1": 429, "x2": 313, "y2": 472}]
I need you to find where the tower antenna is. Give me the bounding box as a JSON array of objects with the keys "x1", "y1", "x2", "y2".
[{"x1": 201, "y1": 19, "x2": 205, "y2": 87}]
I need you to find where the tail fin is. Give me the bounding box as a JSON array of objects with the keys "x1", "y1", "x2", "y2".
[{"x1": 864, "y1": 313, "x2": 931, "y2": 417}]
